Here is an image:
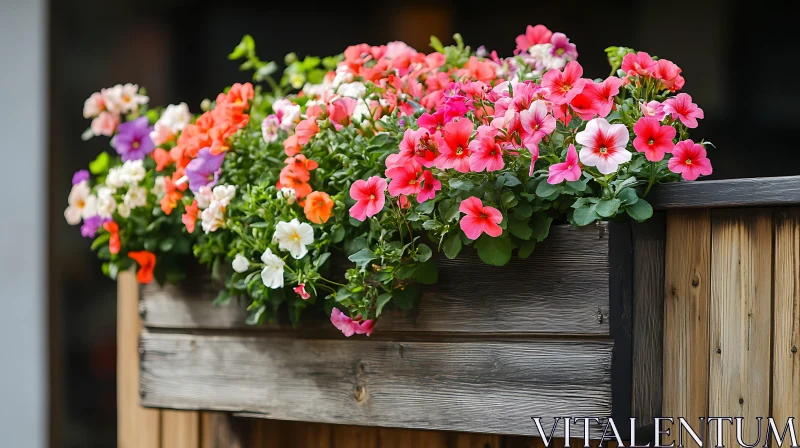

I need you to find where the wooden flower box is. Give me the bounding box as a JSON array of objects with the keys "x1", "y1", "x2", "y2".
[{"x1": 124, "y1": 176, "x2": 800, "y2": 445}]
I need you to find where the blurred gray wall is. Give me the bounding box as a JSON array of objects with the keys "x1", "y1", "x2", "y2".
[{"x1": 0, "y1": 0, "x2": 47, "y2": 446}]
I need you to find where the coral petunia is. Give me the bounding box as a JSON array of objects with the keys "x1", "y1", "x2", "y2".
[
  {"x1": 547, "y1": 144, "x2": 582, "y2": 184},
  {"x1": 103, "y1": 221, "x2": 121, "y2": 255},
  {"x1": 468, "y1": 125, "x2": 504, "y2": 172},
  {"x1": 668, "y1": 140, "x2": 712, "y2": 181},
  {"x1": 663, "y1": 93, "x2": 704, "y2": 128},
  {"x1": 349, "y1": 176, "x2": 387, "y2": 221},
  {"x1": 435, "y1": 118, "x2": 474, "y2": 173},
  {"x1": 621, "y1": 51, "x2": 657, "y2": 77},
  {"x1": 515, "y1": 24, "x2": 553, "y2": 52},
  {"x1": 303, "y1": 191, "x2": 334, "y2": 224},
  {"x1": 128, "y1": 250, "x2": 156, "y2": 284},
  {"x1": 458, "y1": 196, "x2": 503, "y2": 240},
  {"x1": 385, "y1": 164, "x2": 422, "y2": 197},
  {"x1": 417, "y1": 170, "x2": 442, "y2": 203},
  {"x1": 541, "y1": 61, "x2": 589, "y2": 105},
  {"x1": 182, "y1": 200, "x2": 199, "y2": 233},
  {"x1": 633, "y1": 117, "x2": 676, "y2": 162}
]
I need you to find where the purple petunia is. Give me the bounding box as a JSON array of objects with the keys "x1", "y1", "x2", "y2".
[
  {"x1": 72, "y1": 169, "x2": 90, "y2": 185},
  {"x1": 112, "y1": 116, "x2": 155, "y2": 162},
  {"x1": 185, "y1": 147, "x2": 225, "y2": 192},
  {"x1": 80, "y1": 215, "x2": 109, "y2": 238}
]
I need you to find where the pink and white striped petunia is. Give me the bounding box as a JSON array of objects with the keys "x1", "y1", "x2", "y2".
[{"x1": 575, "y1": 118, "x2": 631, "y2": 174}]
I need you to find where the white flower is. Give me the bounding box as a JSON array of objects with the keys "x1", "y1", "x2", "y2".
[
  {"x1": 211, "y1": 185, "x2": 236, "y2": 207},
  {"x1": 124, "y1": 186, "x2": 148, "y2": 209},
  {"x1": 96, "y1": 186, "x2": 116, "y2": 218},
  {"x1": 260, "y1": 248, "x2": 285, "y2": 289},
  {"x1": 352, "y1": 101, "x2": 371, "y2": 122},
  {"x1": 117, "y1": 203, "x2": 131, "y2": 218},
  {"x1": 120, "y1": 160, "x2": 146, "y2": 185},
  {"x1": 105, "y1": 167, "x2": 125, "y2": 189},
  {"x1": 272, "y1": 99, "x2": 300, "y2": 131},
  {"x1": 195, "y1": 186, "x2": 213, "y2": 209},
  {"x1": 101, "y1": 84, "x2": 148, "y2": 115},
  {"x1": 277, "y1": 187, "x2": 296, "y2": 204},
  {"x1": 64, "y1": 181, "x2": 96, "y2": 225},
  {"x1": 261, "y1": 115, "x2": 280, "y2": 143},
  {"x1": 201, "y1": 202, "x2": 226, "y2": 233},
  {"x1": 332, "y1": 65, "x2": 353, "y2": 88},
  {"x1": 150, "y1": 102, "x2": 191, "y2": 145},
  {"x1": 152, "y1": 176, "x2": 166, "y2": 198},
  {"x1": 83, "y1": 92, "x2": 104, "y2": 118},
  {"x1": 232, "y1": 254, "x2": 250, "y2": 273},
  {"x1": 272, "y1": 218, "x2": 314, "y2": 259},
  {"x1": 337, "y1": 81, "x2": 367, "y2": 99}
]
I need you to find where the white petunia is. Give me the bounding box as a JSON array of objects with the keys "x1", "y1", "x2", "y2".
[
  {"x1": 272, "y1": 218, "x2": 314, "y2": 259},
  {"x1": 195, "y1": 186, "x2": 213, "y2": 209},
  {"x1": 64, "y1": 181, "x2": 96, "y2": 225},
  {"x1": 232, "y1": 254, "x2": 250, "y2": 273},
  {"x1": 152, "y1": 176, "x2": 166, "y2": 198},
  {"x1": 124, "y1": 186, "x2": 148, "y2": 209},
  {"x1": 200, "y1": 203, "x2": 226, "y2": 233},
  {"x1": 96, "y1": 187, "x2": 116, "y2": 218},
  {"x1": 260, "y1": 248, "x2": 285, "y2": 289},
  {"x1": 117, "y1": 203, "x2": 131, "y2": 218},
  {"x1": 102, "y1": 83, "x2": 148, "y2": 115},
  {"x1": 120, "y1": 160, "x2": 146, "y2": 185},
  {"x1": 277, "y1": 187, "x2": 296, "y2": 204},
  {"x1": 211, "y1": 185, "x2": 236, "y2": 207},
  {"x1": 105, "y1": 167, "x2": 125, "y2": 189},
  {"x1": 337, "y1": 81, "x2": 367, "y2": 99}
]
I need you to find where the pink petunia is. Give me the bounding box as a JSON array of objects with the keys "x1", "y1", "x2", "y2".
[
  {"x1": 575, "y1": 118, "x2": 631, "y2": 174},
  {"x1": 330, "y1": 308, "x2": 373, "y2": 337},
  {"x1": 520, "y1": 100, "x2": 556, "y2": 149},
  {"x1": 668, "y1": 140, "x2": 712, "y2": 181},
  {"x1": 641, "y1": 101, "x2": 666, "y2": 121},
  {"x1": 550, "y1": 33, "x2": 578, "y2": 60},
  {"x1": 417, "y1": 110, "x2": 446, "y2": 133},
  {"x1": 349, "y1": 176, "x2": 388, "y2": 221},
  {"x1": 621, "y1": 51, "x2": 657, "y2": 77},
  {"x1": 569, "y1": 77, "x2": 624, "y2": 120},
  {"x1": 417, "y1": 170, "x2": 441, "y2": 203},
  {"x1": 434, "y1": 118, "x2": 473, "y2": 173},
  {"x1": 515, "y1": 24, "x2": 553, "y2": 52},
  {"x1": 633, "y1": 117, "x2": 676, "y2": 162},
  {"x1": 653, "y1": 59, "x2": 685, "y2": 92},
  {"x1": 385, "y1": 164, "x2": 421, "y2": 197},
  {"x1": 468, "y1": 125, "x2": 504, "y2": 172},
  {"x1": 547, "y1": 144, "x2": 582, "y2": 184},
  {"x1": 663, "y1": 93, "x2": 704, "y2": 128},
  {"x1": 293, "y1": 283, "x2": 311, "y2": 300},
  {"x1": 541, "y1": 61, "x2": 590, "y2": 105},
  {"x1": 386, "y1": 127, "x2": 434, "y2": 168},
  {"x1": 459, "y1": 196, "x2": 503, "y2": 240}
]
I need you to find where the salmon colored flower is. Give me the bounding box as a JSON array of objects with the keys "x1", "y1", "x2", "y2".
[
  {"x1": 542, "y1": 61, "x2": 590, "y2": 105},
  {"x1": 547, "y1": 144, "x2": 582, "y2": 184},
  {"x1": 349, "y1": 176, "x2": 387, "y2": 221},
  {"x1": 103, "y1": 221, "x2": 121, "y2": 255},
  {"x1": 468, "y1": 125, "x2": 504, "y2": 172},
  {"x1": 663, "y1": 93, "x2": 704, "y2": 128},
  {"x1": 304, "y1": 191, "x2": 334, "y2": 224},
  {"x1": 633, "y1": 117, "x2": 676, "y2": 162},
  {"x1": 128, "y1": 250, "x2": 156, "y2": 284},
  {"x1": 284, "y1": 154, "x2": 319, "y2": 174},
  {"x1": 160, "y1": 174, "x2": 187, "y2": 215},
  {"x1": 295, "y1": 118, "x2": 320, "y2": 146},
  {"x1": 182, "y1": 200, "x2": 199, "y2": 233},
  {"x1": 152, "y1": 148, "x2": 173, "y2": 171},
  {"x1": 385, "y1": 164, "x2": 422, "y2": 197},
  {"x1": 434, "y1": 118, "x2": 473, "y2": 173},
  {"x1": 653, "y1": 59, "x2": 685, "y2": 91},
  {"x1": 622, "y1": 51, "x2": 657, "y2": 77},
  {"x1": 459, "y1": 196, "x2": 503, "y2": 240},
  {"x1": 668, "y1": 140, "x2": 712, "y2": 181},
  {"x1": 417, "y1": 170, "x2": 441, "y2": 203},
  {"x1": 283, "y1": 134, "x2": 302, "y2": 156}
]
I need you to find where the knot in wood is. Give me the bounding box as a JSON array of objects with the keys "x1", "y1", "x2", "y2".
[
  {"x1": 353, "y1": 385, "x2": 366, "y2": 402},
  {"x1": 716, "y1": 347, "x2": 721, "y2": 354},
  {"x1": 739, "y1": 397, "x2": 744, "y2": 405},
  {"x1": 138, "y1": 302, "x2": 147, "y2": 319},
  {"x1": 691, "y1": 272, "x2": 700, "y2": 288},
  {"x1": 792, "y1": 346, "x2": 797, "y2": 353}
]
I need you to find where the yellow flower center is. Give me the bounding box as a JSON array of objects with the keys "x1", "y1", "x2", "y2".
[
  {"x1": 686, "y1": 159, "x2": 693, "y2": 165},
  {"x1": 132, "y1": 141, "x2": 140, "y2": 149},
  {"x1": 290, "y1": 231, "x2": 301, "y2": 242},
  {"x1": 599, "y1": 147, "x2": 608, "y2": 154}
]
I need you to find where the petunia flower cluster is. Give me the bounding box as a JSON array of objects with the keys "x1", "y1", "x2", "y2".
[{"x1": 66, "y1": 25, "x2": 712, "y2": 337}]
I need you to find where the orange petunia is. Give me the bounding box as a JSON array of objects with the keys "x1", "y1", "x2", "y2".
[
  {"x1": 152, "y1": 148, "x2": 173, "y2": 172},
  {"x1": 283, "y1": 134, "x2": 302, "y2": 156},
  {"x1": 128, "y1": 250, "x2": 156, "y2": 284},
  {"x1": 181, "y1": 200, "x2": 199, "y2": 233},
  {"x1": 160, "y1": 173, "x2": 187, "y2": 215},
  {"x1": 103, "y1": 221, "x2": 121, "y2": 255},
  {"x1": 303, "y1": 191, "x2": 334, "y2": 224},
  {"x1": 284, "y1": 154, "x2": 318, "y2": 174},
  {"x1": 294, "y1": 118, "x2": 320, "y2": 146}
]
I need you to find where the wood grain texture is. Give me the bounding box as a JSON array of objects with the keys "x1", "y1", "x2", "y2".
[
  {"x1": 161, "y1": 410, "x2": 200, "y2": 448},
  {"x1": 200, "y1": 412, "x2": 247, "y2": 448},
  {"x1": 332, "y1": 425, "x2": 379, "y2": 448},
  {"x1": 648, "y1": 175, "x2": 800, "y2": 209},
  {"x1": 452, "y1": 433, "x2": 502, "y2": 448},
  {"x1": 771, "y1": 208, "x2": 800, "y2": 431},
  {"x1": 117, "y1": 271, "x2": 161, "y2": 448},
  {"x1": 377, "y1": 427, "x2": 449, "y2": 447},
  {"x1": 140, "y1": 332, "x2": 613, "y2": 437},
  {"x1": 708, "y1": 209, "x2": 772, "y2": 448},
  {"x1": 630, "y1": 214, "x2": 666, "y2": 427},
  {"x1": 662, "y1": 210, "x2": 711, "y2": 446},
  {"x1": 141, "y1": 224, "x2": 612, "y2": 336}
]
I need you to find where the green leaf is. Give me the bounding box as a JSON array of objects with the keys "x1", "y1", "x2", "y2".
[
  {"x1": 529, "y1": 213, "x2": 553, "y2": 242},
  {"x1": 229, "y1": 35, "x2": 255, "y2": 59},
  {"x1": 573, "y1": 206, "x2": 600, "y2": 226},
  {"x1": 475, "y1": 235, "x2": 512, "y2": 266},
  {"x1": 535, "y1": 180, "x2": 559, "y2": 198},
  {"x1": 348, "y1": 249, "x2": 374, "y2": 269},
  {"x1": 445, "y1": 204, "x2": 460, "y2": 222},
  {"x1": 335, "y1": 287, "x2": 353, "y2": 302},
  {"x1": 513, "y1": 203, "x2": 533, "y2": 219},
  {"x1": 331, "y1": 225, "x2": 345, "y2": 243},
  {"x1": 496, "y1": 173, "x2": 521, "y2": 188},
  {"x1": 89, "y1": 152, "x2": 110, "y2": 175},
  {"x1": 90, "y1": 233, "x2": 110, "y2": 251},
  {"x1": 392, "y1": 284, "x2": 421, "y2": 310},
  {"x1": 416, "y1": 243, "x2": 432, "y2": 262},
  {"x1": 416, "y1": 200, "x2": 435, "y2": 214},
  {"x1": 508, "y1": 217, "x2": 532, "y2": 240},
  {"x1": 518, "y1": 239, "x2": 536, "y2": 259},
  {"x1": 596, "y1": 198, "x2": 622, "y2": 218},
  {"x1": 245, "y1": 304, "x2": 266, "y2": 325},
  {"x1": 443, "y1": 234, "x2": 462, "y2": 259},
  {"x1": 249, "y1": 221, "x2": 270, "y2": 228},
  {"x1": 394, "y1": 264, "x2": 417, "y2": 280},
  {"x1": 313, "y1": 252, "x2": 331, "y2": 268},
  {"x1": 375, "y1": 293, "x2": 393, "y2": 317},
  {"x1": 617, "y1": 188, "x2": 639, "y2": 206},
  {"x1": 212, "y1": 289, "x2": 231, "y2": 306},
  {"x1": 501, "y1": 190, "x2": 518, "y2": 208},
  {"x1": 429, "y1": 36, "x2": 445, "y2": 53},
  {"x1": 159, "y1": 238, "x2": 175, "y2": 252},
  {"x1": 449, "y1": 179, "x2": 474, "y2": 191},
  {"x1": 415, "y1": 259, "x2": 438, "y2": 284},
  {"x1": 571, "y1": 197, "x2": 592, "y2": 209},
  {"x1": 626, "y1": 198, "x2": 654, "y2": 222}
]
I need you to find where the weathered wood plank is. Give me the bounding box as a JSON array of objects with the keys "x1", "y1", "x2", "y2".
[
  {"x1": 161, "y1": 410, "x2": 200, "y2": 448},
  {"x1": 141, "y1": 224, "x2": 612, "y2": 335},
  {"x1": 630, "y1": 214, "x2": 666, "y2": 427},
  {"x1": 771, "y1": 208, "x2": 800, "y2": 434},
  {"x1": 662, "y1": 210, "x2": 711, "y2": 447},
  {"x1": 377, "y1": 427, "x2": 449, "y2": 447},
  {"x1": 117, "y1": 271, "x2": 161, "y2": 448},
  {"x1": 200, "y1": 412, "x2": 247, "y2": 448},
  {"x1": 708, "y1": 209, "x2": 772, "y2": 448},
  {"x1": 140, "y1": 332, "x2": 613, "y2": 437},
  {"x1": 649, "y1": 175, "x2": 800, "y2": 209}
]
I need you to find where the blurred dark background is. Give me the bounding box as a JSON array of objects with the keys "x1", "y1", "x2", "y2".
[{"x1": 48, "y1": 0, "x2": 797, "y2": 446}]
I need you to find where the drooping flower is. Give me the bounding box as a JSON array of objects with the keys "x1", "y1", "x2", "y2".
[
  {"x1": 182, "y1": 200, "x2": 199, "y2": 233},
  {"x1": 468, "y1": 125, "x2": 504, "y2": 172},
  {"x1": 547, "y1": 144, "x2": 582, "y2": 184},
  {"x1": 668, "y1": 140, "x2": 712, "y2": 181},
  {"x1": 541, "y1": 61, "x2": 589, "y2": 105},
  {"x1": 273, "y1": 218, "x2": 314, "y2": 259},
  {"x1": 260, "y1": 248, "x2": 285, "y2": 289},
  {"x1": 185, "y1": 147, "x2": 225, "y2": 192},
  {"x1": 232, "y1": 253, "x2": 250, "y2": 273},
  {"x1": 520, "y1": 100, "x2": 556, "y2": 149},
  {"x1": 80, "y1": 215, "x2": 107, "y2": 238},
  {"x1": 294, "y1": 283, "x2": 311, "y2": 300},
  {"x1": 633, "y1": 117, "x2": 676, "y2": 162},
  {"x1": 349, "y1": 176, "x2": 387, "y2": 221},
  {"x1": 112, "y1": 116, "x2": 155, "y2": 162},
  {"x1": 663, "y1": 93, "x2": 704, "y2": 128},
  {"x1": 516, "y1": 24, "x2": 553, "y2": 52},
  {"x1": 621, "y1": 52, "x2": 657, "y2": 77},
  {"x1": 434, "y1": 118, "x2": 473, "y2": 173},
  {"x1": 64, "y1": 181, "x2": 96, "y2": 225},
  {"x1": 72, "y1": 170, "x2": 90, "y2": 185},
  {"x1": 458, "y1": 196, "x2": 503, "y2": 240},
  {"x1": 641, "y1": 101, "x2": 666, "y2": 121},
  {"x1": 330, "y1": 308, "x2": 374, "y2": 337},
  {"x1": 386, "y1": 164, "x2": 422, "y2": 197},
  {"x1": 575, "y1": 118, "x2": 631, "y2": 174},
  {"x1": 128, "y1": 250, "x2": 156, "y2": 284},
  {"x1": 417, "y1": 170, "x2": 442, "y2": 203},
  {"x1": 303, "y1": 191, "x2": 334, "y2": 224},
  {"x1": 103, "y1": 221, "x2": 121, "y2": 255}
]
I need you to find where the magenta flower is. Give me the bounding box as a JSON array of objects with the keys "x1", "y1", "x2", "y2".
[
  {"x1": 72, "y1": 169, "x2": 90, "y2": 185},
  {"x1": 633, "y1": 117, "x2": 676, "y2": 162},
  {"x1": 542, "y1": 61, "x2": 590, "y2": 105},
  {"x1": 81, "y1": 215, "x2": 109, "y2": 238},
  {"x1": 468, "y1": 125, "x2": 504, "y2": 172},
  {"x1": 185, "y1": 147, "x2": 225, "y2": 192},
  {"x1": 576, "y1": 118, "x2": 631, "y2": 175},
  {"x1": 550, "y1": 33, "x2": 578, "y2": 60},
  {"x1": 349, "y1": 176, "x2": 387, "y2": 221},
  {"x1": 663, "y1": 93, "x2": 704, "y2": 128},
  {"x1": 331, "y1": 308, "x2": 374, "y2": 337},
  {"x1": 668, "y1": 140, "x2": 712, "y2": 181},
  {"x1": 520, "y1": 100, "x2": 556, "y2": 148},
  {"x1": 112, "y1": 116, "x2": 155, "y2": 162},
  {"x1": 547, "y1": 144, "x2": 581, "y2": 185}
]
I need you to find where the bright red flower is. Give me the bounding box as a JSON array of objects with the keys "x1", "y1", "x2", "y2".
[
  {"x1": 294, "y1": 283, "x2": 311, "y2": 300},
  {"x1": 668, "y1": 140, "x2": 712, "y2": 181},
  {"x1": 458, "y1": 196, "x2": 503, "y2": 240},
  {"x1": 468, "y1": 125, "x2": 504, "y2": 172},
  {"x1": 103, "y1": 221, "x2": 120, "y2": 255},
  {"x1": 569, "y1": 77, "x2": 623, "y2": 120},
  {"x1": 542, "y1": 61, "x2": 590, "y2": 105},
  {"x1": 128, "y1": 250, "x2": 156, "y2": 284},
  {"x1": 349, "y1": 176, "x2": 387, "y2": 221},
  {"x1": 633, "y1": 117, "x2": 676, "y2": 162},
  {"x1": 435, "y1": 118, "x2": 473, "y2": 173},
  {"x1": 417, "y1": 170, "x2": 442, "y2": 203}
]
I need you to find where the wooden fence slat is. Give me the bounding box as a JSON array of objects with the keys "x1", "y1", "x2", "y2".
[
  {"x1": 200, "y1": 412, "x2": 247, "y2": 448},
  {"x1": 453, "y1": 433, "x2": 502, "y2": 448},
  {"x1": 708, "y1": 209, "x2": 772, "y2": 448},
  {"x1": 332, "y1": 425, "x2": 379, "y2": 448},
  {"x1": 772, "y1": 208, "x2": 800, "y2": 430},
  {"x1": 117, "y1": 271, "x2": 161, "y2": 448},
  {"x1": 161, "y1": 409, "x2": 200, "y2": 448},
  {"x1": 141, "y1": 224, "x2": 613, "y2": 336},
  {"x1": 662, "y1": 210, "x2": 711, "y2": 447},
  {"x1": 140, "y1": 333, "x2": 613, "y2": 437},
  {"x1": 377, "y1": 427, "x2": 449, "y2": 447}
]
